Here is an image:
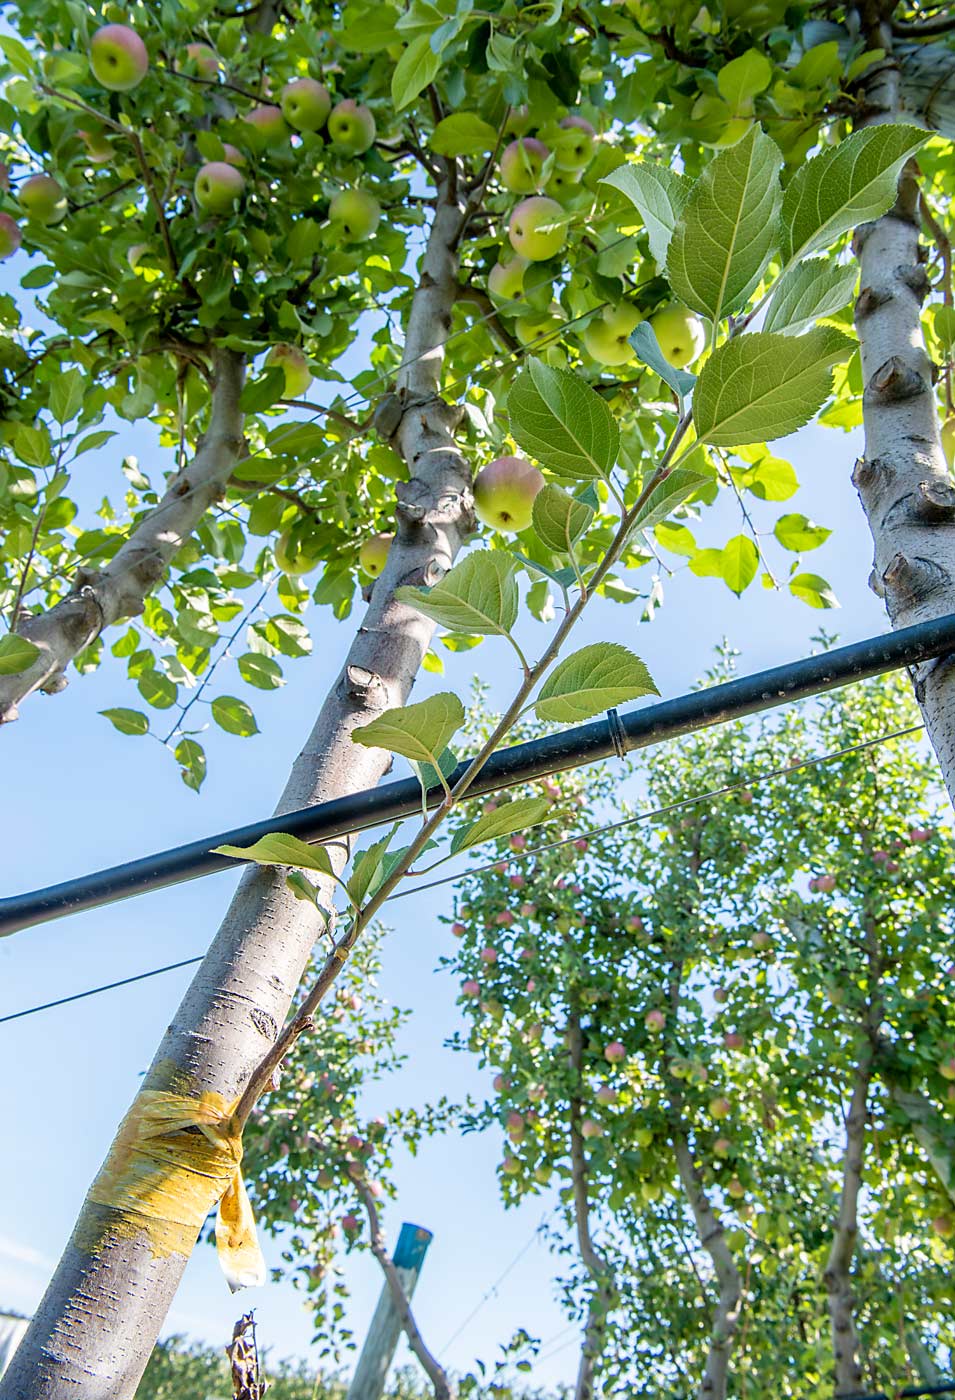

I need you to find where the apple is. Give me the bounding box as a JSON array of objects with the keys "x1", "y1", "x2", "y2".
[
  {"x1": 932, "y1": 1214, "x2": 954, "y2": 1239},
  {"x1": 461, "y1": 979, "x2": 480, "y2": 997},
  {"x1": 604, "y1": 1041, "x2": 626, "y2": 1064},
  {"x1": 723, "y1": 1032, "x2": 745, "y2": 1051},
  {"x1": 533, "y1": 1165, "x2": 551, "y2": 1185},
  {"x1": 275, "y1": 528, "x2": 321, "y2": 576},
  {"x1": 341, "y1": 1212, "x2": 361, "y2": 1232},
  {"x1": 508, "y1": 196, "x2": 566, "y2": 261},
  {"x1": 90, "y1": 24, "x2": 149, "y2": 91},
  {"x1": 751, "y1": 930, "x2": 773, "y2": 952},
  {"x1": 496, "y1": 910, "x2": 515, "y2": 926},
  {"x1": 709, "y1": 1096, "x2": 732, "y2": 1120},
  {"x1": 316, "y1": 1168, "x2": 334, "y2": 1188},
  {"x1": 581, "y1": 1118, "x2": 603, "y2": 1139},
  {"x1": 492, "y1": 1073, "x2": 508, "y2": 1091},
  {"x1": 813, "y1": 873, "x2": 837, "y2": 894},
  {"x1": 500, "y1": 137, "x2": 549, "y2": 194},
  {"x1": 450, "y1": 920, "x2": 466, "y2": 937},
  {"x1": 626, "y1": 915, "x2": 645, "y2": 934},
  {"x1": 506, "y1": 106, "x2": 532, "y2": 135},
  {"x1": 473, "y1": 455, "x2": 545, "y2": 532},
  {"x1": 78, "y1": 127, "x2": 112, "y2": 162},
  {"x1": 329, "y1": 188, "x2": 380, "y2": 242},
  {"x1": 514, "y1": 307, "x2": 565, "y2": 349},
  {"x1": 502, "y1": 1155, "x2": 521, "y2": 1176},
  {"x1": 574, "y1": 838, "x2": 589, "y2": 852},
  {"x1": 0, "y1": 213, "x2": 21, "y2": 260},
  {"x1": 510, "y1": 833, "x2": 527, "y2": 852},
  {"x1": 546, "y1": 167, "x2": 581, "y2": 202},
  {"x1": 488, "y1": 255, "x2": 528, "y2": 305},
  {"x1": 194, "y1": 161, "x2": 244, "y2": 214},
  {"x1": 266, "y1": 343, "x2": 312, "y2": 398},
  {"x1": 596, "y1": 1085, "x2": 617, "y2": 1105},
  {"x1": 519, "y1": 903, "x2": 536, "y2": 918},
  {"x1": 942, "y1": 416, "x2": 955, "y2": 468},
  {"x1": 327, "y1": 100, "x2": 376, "y2": 154},
  {"x1": 281, "y1": 77, "x2": 331, "y2": 132},
  {"x1": 713, "y1": 987, "x2": 729, "y2": 1004},
  {"x1": 479, "y1": 946, "x2": 498, "y2": 964},
  {"x1": 245, "y1": 105, "x2": 288, "y2": 144},
  {"x1": 583, "y1": 304, "x2": 642, "y2": 366},
  {"x1": 649, "y1": 303, "x2": 707, "y2": 367},
  {"x1": 644, "y1": 1009, "x2": 665, "y2": 1034},
  {"x1": 506, "y1": 1112, "x2": 525, "y2": 1142},
  {"x1": 221, "y1": 143, "x2": 246, "y2": 167},
  {"x1": 18, "y1": 174, "x2": 67, "y2": 226},
  {"x1": 553, "y1": 116, "x2": 596, "y2": 170},
  {"x1": 526, "y1": 1022, "x2": 543, "y2": 1042},
  {"x1": 184, "y1": 42, "x2": 218, "y2": 77},
  {"x1": 528, "y1": 1084, "x2": 546, "y2": 1101},
  {"x1": 714, "y1": 1137, "x2": 731, "y2": 1157},
  {"x1": 509, "y1": 873, "x2": 525, "y2": 889},
  {"x1": 939, "y1": 1056, "x2": 955, "y2": 1081},
  {"x1": 358, "y1": 532, "x2": 393, "y2": 579},
  {"x1": 909, "y1": 826, "x2": 933, "y2": 842}
]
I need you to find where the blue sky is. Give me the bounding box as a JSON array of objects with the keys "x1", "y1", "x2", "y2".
[{"x1": 0, "y1": 234, "x2": 895, "y2": 1386}]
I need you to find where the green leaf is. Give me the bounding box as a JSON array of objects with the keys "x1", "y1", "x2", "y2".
[
  {"x1": 599, "y1": 163, "x2": 691, "y2": 267},
  {"x1": 430, "y1": 113, "x2": 498, "y2": 156},
  {"x1": 654, "y1": 521, "x2": 697, "y2": 557},
  {"x1": 99, "y1": 707, "x2": 149, "y2": 736},
  {"x1": 763, "y1": 259, "x2": 858, "y2": 336},
  {"x1": 773, "y1": 513, "x2": 831, "y2": 551},
  {"x1": 396, "y1": 551, "x2": 519, "y2": 636},
  {"x1": 12, "y1": 422, "x2": 52, "y2": 468},
  {"x1": 790, "y1": 571, "x2": 839, "y2": 609},
  {"x1": 412, "y1": 745, "x2": 459, "y2": 797},
  {"x1": 240, "y1": 367, "x2": 285, "y2": 414},
  {"x1": 532, "y1": 483, "x2": 594, "y2": 554},
  {"x1": 392, "y1": 33, "x2": 441, "y2": 111},
  {"x1": 175, "y1": 738, "x2": 207, "y2": 792},
  {"x1": 49, "y1": 368, "x2": 86, "y2": 425},
  {"x1": 630, "y1": 463, "x2": 712, "y2": 535},
  {"x1": 780, "y1": 123, "x2": 927, "y2": 264},
  {"x1": 211, "y1": 694, "x2": 259, "y2": 735},
  {"x1": 238, "y1": 652, "x2": 285, "y2": 690},
  {"x1": 286, "y1": 871, "x2": 324, "y2": 908},
  {"x1": 717, "y1": 49, "x2": 772, "y2": 109},
  {"x1": 137, "y1": 671, "x2": 177, "y2": 709},
  {"x1": 450, "y1": 796, "x2": 552, "y2": 856},
  {"x1": 693, "y1": 327, "x2": 855, "y2": 447},
  {"x1": 73, "y1": 429, "x2": 116, "y2": 457},
  {"x1": 0, "y1": 634, "x2": 40, "y2": 675},
  {"x1": 629, "y1": 322, "x2": 697, "y2": 399},
  {"x1": 213, "y1": 831, "x2": 334, "y2": 875},
  {"x1": 347, "y1": 823, "x2": 401, "y2": 906},
  {"x1": 535, "y1": 642, "x2": 658, "y2": 723},
  {"x1": 337, "y1": 5, "x2": 402, "y2": 50},
  {"x1": 667, "y1": 125, "x2": 782, "y2": 325},
  {"x1": 720, "y1": 535, "x2": 759, "y2": 594},
  {"x1": 508, "y1": 358, "x2": 618, "y2": 480},
  {"x1": 352, "y1": 691, "x2": 465, "y2": 772},
  {"x1": 739, "y1": 455, "x2": 798, "y2": 501}
]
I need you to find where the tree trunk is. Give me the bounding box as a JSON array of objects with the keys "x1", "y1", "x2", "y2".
[
  {"x1": 0, "y1": 178, "x2": 472, "y2": 1400},
  {"x1": 0, "y1": 347, "x2": 246, "y2": 724},
  {"x1": 671, "y1": 1131, "x2": 742, "y2": 1400},
  {"x1": 567, "y1": 1016, "x2": 613, "y2": 1400},
  {"x1": 824, "y1": 1051, "x2": 873, "y2": 1397},
  {"x1": 851, "y1": 20, "x2": 955, "y2": 810}
]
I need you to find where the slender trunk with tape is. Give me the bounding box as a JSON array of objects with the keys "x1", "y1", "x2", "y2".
[
  {"x1": 851, "y1": 14, "x2": 955, "y2": 809},
  {"x1": 0, "y1": 347, "x2": 246, "y2": 724},
  {"x1": 0, "y1": 176, "x2": 472, "y2": 1400}
]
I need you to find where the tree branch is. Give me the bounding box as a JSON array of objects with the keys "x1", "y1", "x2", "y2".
[
  {"x1": 457, "y1": 284, "x2": 520, "y2": 354},
  {"x1": 357, "y1": 1183, "x2": 453, "y2": 1400},
  {"x1": 824, "y1": 1046, "x2": 873, "y2": 1396}
]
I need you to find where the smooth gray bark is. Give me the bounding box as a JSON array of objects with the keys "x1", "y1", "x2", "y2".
[
  {"x1": 824, "y1": 1052, "x2": 873, "y2": 1396},
  {"x1": 0, "y1": 179, "x2": 471, "y2": 1400},
  {"x1": 0, "y1": 347, "x2": 246, "y2": 724}
]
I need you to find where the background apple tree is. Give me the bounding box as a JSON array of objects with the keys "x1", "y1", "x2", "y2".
[{"x1": 444, "y1": 667, "x2": 955, "y2": 1398}]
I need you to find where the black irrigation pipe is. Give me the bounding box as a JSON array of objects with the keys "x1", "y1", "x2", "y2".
[{"x1": 3, "y1": 612, "x2": 955, "y2": 940}]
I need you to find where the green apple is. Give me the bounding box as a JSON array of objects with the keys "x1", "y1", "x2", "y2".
[
  {"x1": 709, "y1": 1096, "x2": 732, "y2": 1120},
  {"x1": 583, "y1": 304, "x2": 641, "y2": 366},
  {"x1": 275, "y1": 526, "x2": 321, "y2": 575},
  {"x1": 502, "y1": 1155, "x2": 521, "y2": 1176},
  {"x1": 553, "y1": 115, "x2": 596, "y2": 170},
  {"x1": 78, "y1": 126, "x2": 112, "y2": 162},
  {"x1": 184, "y1": 42, "x2": 218, "y2": 77},
  {"x1": 281, "y1": 78, "x2": 331, "y2": 132},
  {"x1": 514, "y1": 306, "x2": 565, "y2": 350},
  {"x1": 0, "y1": 212, "x2": 21, "y2": 260},
  {"x1": 506, "y1": 105, "x2": 532, "y2": 136},
  {"x1": 473, "y1": 455, "x2": 544, "y2": 532},
  {"x1": 545, "y1": 166, "x2": 581, "y2": 203},
  {"x1": 649, "y1": 303, "x2": 707, "y2": 367},
  {"x1": 508, "y1": 196, "x2": 566, "y2": 261},
  {"x1": 359, "y1": 532, "x2": 394, "y2": 577},
  {"x1": 327, "y1": 100, "x2": 376, "y2": 154},
  {"x1": 19, "y1": 174, "x2": 67, "y2": 226},
  {"x1": 194, "y1": 161, "x2": 244, "y2": 214},
  {"x1": 266, "y1": 343, "x2": 312, "y2": 398},
  {"x1": 488, "y1": 256, "x2": 528, "y2": 305},
  {"x1": 329, "y1": 188, "x2": 380, "y2": 242},
  {"x1": 500, "y1": 138, "x2": 549, "y2": 194},
  {"x1": 942, "y1": 415, "x2": 955, "y2": 468},
  {"x1": 221, "y1": 143, "x2": 245, "y2": 167},
  {"x1": 90, "y1": 24, "x2": 149, "y2": 91},
  {"x1": 244, "y1": 104, "x2": 288, "y2": 144}
]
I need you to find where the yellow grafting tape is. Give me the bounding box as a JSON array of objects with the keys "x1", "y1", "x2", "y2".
[{"x1": 87, "y1": 1088, "x2": 266, "y2": 1291}]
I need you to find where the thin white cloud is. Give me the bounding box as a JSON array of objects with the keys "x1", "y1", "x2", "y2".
[{"x1": 0, "y1": 1235, "x2": 51, "y2": 1271}]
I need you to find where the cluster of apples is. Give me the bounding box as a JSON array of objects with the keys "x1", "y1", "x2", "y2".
[{"x1": 0, "y1": 170, "x2": 69, "y2": 259}]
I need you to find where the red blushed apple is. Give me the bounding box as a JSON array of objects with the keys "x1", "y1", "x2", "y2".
[
  {"x1": 474, "y1": 456, "x2": 544, "y2": 532},
  {"x1": 194, "y1": 161, "x2": 244, "y2": 215},
  {"x1": 709, "y1": 1096, "x2": 732, "y2": 1120},
  {"x1": 0, "y1": 212, "x2": 22, "y2": 260},
  {"x1": 496, "y1": 910, "x2": 515, "y2": 927},
  {"x1": 342, "y1": 1213, "x2": 361, "y2": 1232},
  {"x1": 713, "y1": 987, "x2": 729, "y2": 1004},
  {"x1": 502, "y1": 1155, "x2": 521, "y2": 1176},
  {"x1": 479, "y1": 946, "x2": 498, "y2": 964},
  {"x1": 500, "y1": 137, "x2": 550, "y2": 194},
  {"x1": 493, "y1": 1073, "x2": 508, "y2": 1092},
  {"x1": 461, "y1": 980, "x2": 480, "y2": 997},
  {"x1": 723, "y1": 1032, "x2": 745, "y2": 1051},
  {"x1": 932, "y1": 1214, "x2": 954, "y2": 1239},
  {"x1": 909, "y1": 826, "x2": 933, "y2": 842},
  {"x1": 604, "y1": 1041, "x2": 626, "y2": 1064},
  {"x1": 939, "y1": 1055, "x2": 955, "y2": 1082},
  {"x1": 528, "y1": 1084, "x2": 546, "y2": 1102},
  {"x1": 184, "y1": 42, "x2": 219, "y2": 77},
  {"x1": 581, "y1": 1118, "x2": 602, "y2": 1139},
  {"x1": 90, "y1": 24, "x2": 149, "y2": 92},
  {"x1": 644, "y1": 1009, "x2": 666, "y2": 1034},
  {"x1": 714, "y1": 1137, "x2": 731, "y2": 1157},
  {"x1": 450, "y1": 921, "x2": 466, "y2": 937},
  {"x1": 596, "y1": 1085, "x2": 617, "y2": 1105},
  {"x1": 519, "y1": 902, "x2": 536, "y2": 918}
]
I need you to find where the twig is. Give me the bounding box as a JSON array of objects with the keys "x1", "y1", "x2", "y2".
[{"x1": 457, "y1": 284, "x2": 520, "y2": 354}]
